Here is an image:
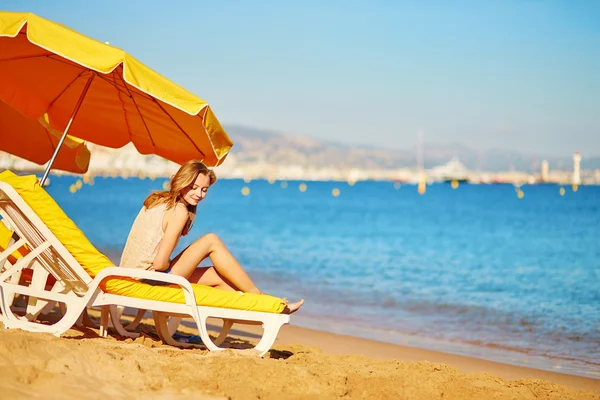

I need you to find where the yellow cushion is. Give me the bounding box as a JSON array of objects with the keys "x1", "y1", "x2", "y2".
[
  {"x1": 0, "y1": 222, "x2": 14, "y2": 252},
  {"x1": 0, "y1": 171, "x2": 285, "y2": 313},
  {"x1": 0, "y1": 221, "x2": 30, "y2": 262}
]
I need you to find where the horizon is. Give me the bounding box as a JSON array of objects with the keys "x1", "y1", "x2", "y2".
[{"x1": 3, "y1": 1, "x2": 599, "y2": 157}]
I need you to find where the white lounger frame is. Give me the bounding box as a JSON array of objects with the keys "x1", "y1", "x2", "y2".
[{"x1": 0, "y1": 181, "x2": 289, "y2": 356}]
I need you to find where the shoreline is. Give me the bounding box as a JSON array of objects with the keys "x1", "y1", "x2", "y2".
[
  {"x1": 290, "y1": 314, "x2": 600, "y2": 380},
  {"x1": 265, "y1": 322, "x2": 600, "y2": 393}
]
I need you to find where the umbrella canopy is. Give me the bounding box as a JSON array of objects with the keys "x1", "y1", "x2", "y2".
[
  {"x1": 0, "y1": 11, "x2": 233, "y2": 172},
  {"x1": 0, "y1": 99, "x2": 91, "y2": 174}
]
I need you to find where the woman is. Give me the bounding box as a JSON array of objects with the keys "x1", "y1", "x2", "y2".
[{"x1": 120, "y1": 160, "x2": 303, "y2": 314}]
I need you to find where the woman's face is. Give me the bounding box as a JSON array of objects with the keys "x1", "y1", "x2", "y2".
[{"x1": 181, "y1": 173, "x2": 210, "y2": 206}]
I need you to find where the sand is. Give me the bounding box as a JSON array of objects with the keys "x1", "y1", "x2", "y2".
[{"x1": 0, "y1": 316, "x2": 598, "y2": 400}]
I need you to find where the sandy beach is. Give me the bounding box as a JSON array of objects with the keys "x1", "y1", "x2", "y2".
[{"x1": 0, "y1": 314, "x2": 598, "y2": 400}]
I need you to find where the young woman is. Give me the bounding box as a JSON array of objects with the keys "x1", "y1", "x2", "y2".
[{"x1": 120, "y1": 160, "x2": 303, "y2": 314}]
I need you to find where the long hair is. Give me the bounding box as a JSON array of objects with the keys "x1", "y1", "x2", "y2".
[{"x1": 143, "y1": 160, "x2": 217, "y2": 235}]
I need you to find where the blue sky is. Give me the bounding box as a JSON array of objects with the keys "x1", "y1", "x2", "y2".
[{"x1": 4, "y1": 1, "x2": 600, "y2": 156}]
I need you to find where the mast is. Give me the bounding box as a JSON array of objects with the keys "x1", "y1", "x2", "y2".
[{"x1": 417, "y1": 128, "x2": 424, "y2": 173}]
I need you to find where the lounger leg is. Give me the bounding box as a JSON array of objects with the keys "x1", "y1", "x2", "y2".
[
  {"x1": 58, "y1": 302, "x2": 66, "y2": 316},
  {"x1": 79, "y1": 308, "x2": 97, "y2": 328},
  {"x1": 25, "y1": 265, "x2": 52, "y2": 320},
  {"x1": 99, "y1": 305, "x2": 109, "y2": 338},
  {"x1": 5, "y1": 268, "x2": 22, "y2": 308},
  {"x1": 192, "y1": 311, "x2": 222, "y2": 352},
  {"x1": 1, "y1": 293, "x2": 86, "y2": 336},
  {"x1": 213, "y1": 319, "x2": 234, "y2": 346},
  {"x1": 253, "y1": 317, "x2": 288, "y2": 357},
  {"x1": 108, "y1": 305, "x2": 124, "y2": 328},
  {"x1": 197, "y1": 316, "x2": 287, "y2": 356},
  {"x1": 153, "y1": 311, "x2": 195, "y2": 349},
  {"x1": 123, "y1": 308, "x2": 146, "y2": 331},
  {"x1": 38, "y1": 280, "x2": 67, "y2": 316},
  {"x1": 1, "y1": 241, "x2": 28, "y2": 310},
  {"x1": 108, "y1": 305, "x2": 140, "y2": 339},
  {"x1": 167, "y1": 316, "x2": 181, "y2": 336},
  {"x1": 5, "y1": 270, "x2": 22, "y2": 312},
  {"x1": 0, "y1": 286, "x2": 18, "y2": 323},
  {"x1": 75, "y1": 310, "x2": 85, "y2": 327},
  {"x1": 0, "y1": 237, "x2": 25, "y2": 308}
]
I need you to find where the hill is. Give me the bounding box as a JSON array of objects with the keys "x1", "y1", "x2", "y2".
[{"x1": 224, "y1": 125, "x2": 599, "y2": 172}]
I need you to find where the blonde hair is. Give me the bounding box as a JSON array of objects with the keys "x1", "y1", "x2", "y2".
[{"x1": 143, "y1": 160, "x2": 217, "y2": 235}]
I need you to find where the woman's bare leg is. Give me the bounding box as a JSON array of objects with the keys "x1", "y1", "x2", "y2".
[
  {"x1": 189, "y1": 266, "x2": 236, "y2": 291},
  {"x1": 169, "y1": 233, "x2": 261, "y2": 294},
  {"x1": 175, "y1": 261, "x2": 305, "y2": 314},
  {"x1": 189, "y1": 266, "x2": 303, "y2": 313},
  {"x1": 190, "y1": 266, "x2": 304, "y2": 313}
]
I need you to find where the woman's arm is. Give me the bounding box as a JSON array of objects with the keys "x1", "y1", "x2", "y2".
[{"x1": 152, "y1": 204, "x2": 189, "y2": 271}]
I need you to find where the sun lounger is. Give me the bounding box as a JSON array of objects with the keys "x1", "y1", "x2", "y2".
[
  {"x1": 0, "y1": 171, "x2": 290, "y2": 356},
  {"x1": 0, "y1": 212, "x2": 61, "y2": 317}
]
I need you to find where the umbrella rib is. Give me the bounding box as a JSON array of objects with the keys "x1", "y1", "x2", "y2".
[
  {"x1": 0, "y1": 53, "x2": 52, "y2": 63},
  {"x1": 0, "y1": 54, "x2": 85, "y2": 75},
  {"x1": 150, "y1": 97, "x2": 207, "y2": 160},
  {"x1": 46, "y1": 54, "x2": 88, "y2": 69},
  {"x1": 114, "y1": 70, "x2": 156, "y2": 147},
  {"x1": 0, "y1": 53, "x2": 91, "y2": 71},
  {"x1": 96, "y1": 73, "x2": 132, "y2": 98},
  {"x1": 108, "y1": 75, "x2": 159, "y2": 102},
  {"x1": 47, "y1": 69, "x2": 90, "y2": 110}
]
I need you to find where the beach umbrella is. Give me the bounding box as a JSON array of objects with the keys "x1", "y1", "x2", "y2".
[
  {"x1": 0, "y1": 12, "x2": 233, "y2": 185},
  {"x1": 0, "y1": 99, "x2": 91, "y2": 174}
]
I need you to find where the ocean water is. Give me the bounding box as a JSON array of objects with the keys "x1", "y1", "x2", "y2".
[{"x1": 44, "y1": 176, "x2": 599, "y2": 377}]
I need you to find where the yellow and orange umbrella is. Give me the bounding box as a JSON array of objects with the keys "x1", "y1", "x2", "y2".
[
  {"x1": 0, "y1": 11, "x2": 233, "y2": 184},
  {"x1": 0, "y1": 99, "x2": 90, "y2": 174}
]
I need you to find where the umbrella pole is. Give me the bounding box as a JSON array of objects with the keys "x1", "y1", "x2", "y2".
[{"x1": 40, "y1": 73, "x2": 96, "y2": 187}]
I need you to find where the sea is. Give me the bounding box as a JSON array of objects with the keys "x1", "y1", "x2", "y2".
[{"x1": 43, "y1": 175, "x2": 599, "y2": 378}]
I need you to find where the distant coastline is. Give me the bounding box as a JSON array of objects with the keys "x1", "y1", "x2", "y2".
[{"x1": 2, "y1": 124, "x2": 599, "y2": 185}]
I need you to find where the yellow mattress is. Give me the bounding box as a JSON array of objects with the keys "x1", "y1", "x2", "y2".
[
  {"x1": 0, "y1": 221, "x2": 29, "y2": 263},
  {"x1": 0, "y1": 171, "x2": 285, "y2": 313}
]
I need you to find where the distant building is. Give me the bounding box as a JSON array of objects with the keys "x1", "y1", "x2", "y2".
[
  {"x1": 428, "y1": 157, "x2": 470, "y2": 182},
  {"x1": 541, "y1": 160, "x2": 549, "y2": 182},
  {"x1": 573, "y1": 152, "x2": 582, "y2": 185}
]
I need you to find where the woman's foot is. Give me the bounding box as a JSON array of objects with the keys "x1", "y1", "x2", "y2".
[{"x1": 282, "y1": 299, "x2": 304, "y2": 314}]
